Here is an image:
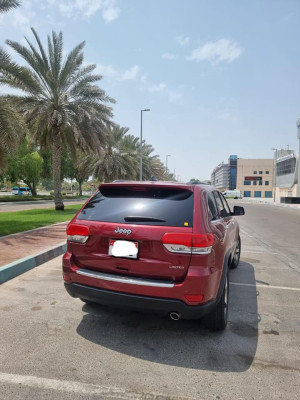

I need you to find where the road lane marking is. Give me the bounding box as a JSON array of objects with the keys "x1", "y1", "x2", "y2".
[
  {"x1": 0, "y1": 372, "x2": 196, "y2": 400},
  {"x1": 231, "y1": 282, "x2": 300, "y2": 291}
]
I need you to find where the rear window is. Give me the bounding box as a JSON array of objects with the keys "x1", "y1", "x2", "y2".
[{"x1": 77, "y1": 186, "x2": 194, "y2": 227}]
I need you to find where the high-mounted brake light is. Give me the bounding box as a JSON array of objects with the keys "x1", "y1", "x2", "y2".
[
  {"x1": 66, "y1": 223, "x2": 89, "y2": 244},
  {"x1": 162, "y1": 233, "x2": 214, "y2": 254}
]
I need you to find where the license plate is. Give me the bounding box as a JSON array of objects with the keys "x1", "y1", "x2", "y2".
[{"x1": 109, "y1": 240, "x2": 139, "y2": 259}]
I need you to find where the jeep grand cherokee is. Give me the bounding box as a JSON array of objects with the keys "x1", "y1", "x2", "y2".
[{"x1": 63, "y1": 181, "x2": 244, "y2": 331}]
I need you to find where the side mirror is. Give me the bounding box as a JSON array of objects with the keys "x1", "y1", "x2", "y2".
[{"x1": 232, "y1": 205, "x2": 245, "y2": 216}]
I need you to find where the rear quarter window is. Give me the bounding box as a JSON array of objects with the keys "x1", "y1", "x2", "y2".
[{"x1": 77, "y1": 186, "x2": 194, "y2": 227}]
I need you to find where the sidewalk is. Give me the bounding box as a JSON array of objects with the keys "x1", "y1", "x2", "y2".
[
  {"x1": 0, "y1": 222, "x2": 68, "y2": 284},
  {"x1": 232, "y1": 197, "x2": 300, "y2": 209}
]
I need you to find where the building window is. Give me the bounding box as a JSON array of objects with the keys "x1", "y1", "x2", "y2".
[
  {"x1": 265, "y1": 181, "x2": 269, "y2": 186},
  {"x1": 259, "y1": 171, "x2": 263, "y2": 174},
  {"x1": 254, "y1": 191, "x2": 261, "y2": 198},
  {"x1": 253, "y1": 181, "x2": 257, "y2": 185},
  {"x1": 276, "y1": 156, "x2": 296, "y2": 176},
  {"x1": 266, "y1": 171, "x2": 269, "y2": 174},
  {"x1": 265, "y1": 191, "x2": 272, "y2": 198},
  {"x1": 259, "y1": 181, "x2": 262, "y2": 186},
  {"x1": 244, "y1": 191, "x2": 251, "y2": 197},
  {"x1": 253, "y1": 171, "x2": 257, "y2": 174},
  {"x1": 244, "y1": 181, "x2": 251, "y2": 185}
]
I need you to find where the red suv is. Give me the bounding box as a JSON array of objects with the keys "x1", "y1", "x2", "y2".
[{"x1": 63, "y1": 181, "x2": 244, "y2": 331}]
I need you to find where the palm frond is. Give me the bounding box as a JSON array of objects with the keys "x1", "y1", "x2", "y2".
[
  {"x1": 59, "y1": 41, "x2": 85, "y2": 89},
  {"x1": 30, "y1": 27, "x2": 49, "y2": 68},
  {"x1": 0, "y1": 0, "x2": 20, "y2": 13},
  {"x1": 0, "y1": 97, "x2": 27, "y2": 171}
]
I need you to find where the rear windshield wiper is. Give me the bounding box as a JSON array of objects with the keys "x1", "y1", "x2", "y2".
[{"x1": 124, "y1": 216, "x2": 166, "y2": 222}]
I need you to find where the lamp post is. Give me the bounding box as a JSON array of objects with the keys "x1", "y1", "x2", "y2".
[
  {"x1": 297, "y1": 118, "x2": 300, "y2": 197},
  {"x1": 140, "y1": 109, "x2": 150, "y2": 181},
  {"x1": 272, "y1": 148, "x2": 278, "y2": 202},
  {"x1": 166, "y1": 154, "x2": 171, "y2": 175}
]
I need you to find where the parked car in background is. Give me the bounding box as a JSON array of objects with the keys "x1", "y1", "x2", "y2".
[
  {"x1": 11, "y1": 187, "x2": 31, "y2": 195},
  {"x1": 222, "y1": 189, "x2": 243, "y2": 199},
  {"x1": 63, "y1": 181, "x2": 245, "y2": 331}
]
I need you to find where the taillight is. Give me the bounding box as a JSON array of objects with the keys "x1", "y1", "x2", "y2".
[
  {"x1": 161, "y1": 233, "x2": 214, "y2": 254},
  {"x1": 66, "y1": 223, "x2": 89, "y2": 244}
]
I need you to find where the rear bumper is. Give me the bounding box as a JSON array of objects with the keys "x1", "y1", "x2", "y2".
[{"x1": 64, "y1": 282, "x2": 217, "y2": 320}]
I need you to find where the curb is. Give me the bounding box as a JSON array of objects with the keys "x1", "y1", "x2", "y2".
[{"x1": 0, "y1": 241, "x2": 66, "y2": 285}]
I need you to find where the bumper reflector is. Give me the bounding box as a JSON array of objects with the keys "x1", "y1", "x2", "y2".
[{"x1": 184, "y1": 294, "x2": 204, "y2": 302}]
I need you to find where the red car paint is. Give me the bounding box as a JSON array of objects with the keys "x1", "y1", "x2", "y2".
[{"x1": 63, "y1": 181, "x2": 244, "y2": 330}]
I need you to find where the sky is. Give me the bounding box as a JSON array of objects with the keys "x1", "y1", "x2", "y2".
[{"x1": 1, "y1": 0, "x2": 300, "y2": 181}]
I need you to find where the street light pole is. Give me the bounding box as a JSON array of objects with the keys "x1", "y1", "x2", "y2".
[
  {"x1": 297, "y1": 118, "x2": 300, "y2": 197},
  {"x1": 272, "y1": 148, "x2": 277, "y2": 202},
  {"x1": 166, "y1": 154, "x2": 171, "y2": 175},
  {"x1": 140, "y1": 109, "x2": 150, "y2": 181}
]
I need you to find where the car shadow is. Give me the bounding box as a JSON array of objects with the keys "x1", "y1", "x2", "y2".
[{"x1": 76, "y1": 261, "x2": 259, "y2": 372}]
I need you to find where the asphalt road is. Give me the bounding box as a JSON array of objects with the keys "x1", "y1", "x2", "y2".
[{"x1": 0, "y1": 202, "x2": 299, "y2": 399}]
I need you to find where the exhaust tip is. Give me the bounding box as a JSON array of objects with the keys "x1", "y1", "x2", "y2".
[{"x1": 169, "y1": 312, "x2": 181, "y2": 321}]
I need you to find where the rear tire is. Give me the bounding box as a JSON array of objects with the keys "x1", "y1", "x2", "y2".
[
  {"x1": 231, "y1": 236, "x2": 241, "y2": 269},
  {"x1": 204, "y1": 270, "x2": 229, "y2": 331}
]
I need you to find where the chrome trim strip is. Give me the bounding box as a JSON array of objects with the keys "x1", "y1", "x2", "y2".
[{"x1": 76, "y1": 268, "x2": 175, "y2": 288}]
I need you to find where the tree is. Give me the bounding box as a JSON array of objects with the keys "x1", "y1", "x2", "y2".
[
  {"x1": 0, "y1": 28, "x2": 114, "y2": 210},
  {"x1": 0, "y1": 0, "x2": 20, "y2": 13},
  {"x1": 5, "y1": 139, "x2": 43, "y2": 195},
  {"x1": 83, "y1": 124, "x2": 166, "y2": 183},
  {"x1": 0, "y1": 1, "x2": 24, "y2": 172},
  {"x1": 188, "y1": 178, "x2": 202, "y2": 183},
  {"x1": 62, "y1": 150, "x2": 90, "y2": 196},
  {"x1": 85, "y1": 124, "x2": 138, "y2": 182},
  {"x1": 0, "y1": 98, "x2": 27, "y2": 172},
  {"x1": 138, "y1": 142, "x2": 165, "y2": 181}
]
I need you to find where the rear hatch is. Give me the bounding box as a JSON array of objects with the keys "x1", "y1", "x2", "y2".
[{"x1": 69, "y1": 184, "x2": 195, "y2": 282}]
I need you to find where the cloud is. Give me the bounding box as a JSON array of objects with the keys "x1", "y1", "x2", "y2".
[
  {"x1": 162, "y1": 52, "x2": 177, "y2": 60},
  {"x1": 176, "y1": 35, "x2": 190, "y2": 46},
  {"x1": 148, "y1": 83, "x2": 167, "y2": 93},
  {"x1": 46, "y1": 0, "x2": 120, "y2": 22},
  {"x1": 119, "y1": 65, "x2": 140, "y2": 81},
  {"x1": 0, "y1": 4, "x2": 36, "y2": 33},
  {"x1": 148, "y1": 83, "x2": 182, "y2": 103},
  {"x1": 187, "y1": 38, "x2": 243, "y2": 64},
  {"x1": 102, "y1": 4, "x2": 120, "y2": 22},
  {"x1": 96, "y1": 64, "x2": 141, "y2": 81}
]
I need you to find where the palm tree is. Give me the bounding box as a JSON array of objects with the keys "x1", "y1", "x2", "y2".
[
  {"x1": 84, "y1": 124, "x2": 138, "y2": 182},
  {"x1": 0, "y1": 28, "x2": 114, "y2": 209},
  {"x1": 0, "y1": 0, "x2": 21, "y2": 13},
  {"x1": 0, "y1": 98, "x2": 27, "y2": 171},
  {"x1": 84, "y1": 125, "x2": 166, "y2": 183},
  {"x1": 139, "y1": 142, "x2": 165, "y2": 180},
  {"x1": 0, "y1": 1, "x2": 23, "y2": 171}
]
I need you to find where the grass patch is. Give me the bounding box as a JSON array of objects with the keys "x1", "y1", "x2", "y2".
[{"x1": 0, "y1": 204, "x2": 83, "y2": 237}]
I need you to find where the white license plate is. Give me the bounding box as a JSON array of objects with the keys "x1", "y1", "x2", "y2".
[{"x1": 109, "y1": 240, "x2": 139, "y2": 259}]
